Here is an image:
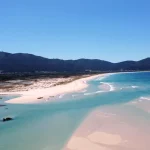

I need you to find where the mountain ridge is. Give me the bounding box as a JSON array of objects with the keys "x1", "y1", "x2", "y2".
[{"x1": 0, "y1": 52, "x2": 150, "y2": 72}]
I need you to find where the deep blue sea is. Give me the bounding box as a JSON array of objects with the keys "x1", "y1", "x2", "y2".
[{"x1": 0, "y1": 72, "x2": 150, "y2": 150}]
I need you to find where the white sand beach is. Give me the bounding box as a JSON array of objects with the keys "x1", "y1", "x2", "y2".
[{"x1": 1, "y1": 74, "x2": 106, "y2": 104}]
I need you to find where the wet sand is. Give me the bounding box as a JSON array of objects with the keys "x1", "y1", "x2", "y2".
[{"x1": 64, "y1": 104, "x2": 150, "y2": 150}]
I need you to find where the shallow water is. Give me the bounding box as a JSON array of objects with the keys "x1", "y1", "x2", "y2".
[{"x1": 0, "y1": 72, "x2": 150, "y2": 150}]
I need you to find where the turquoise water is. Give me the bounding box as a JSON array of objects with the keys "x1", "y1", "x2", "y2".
[{"x1": 0, "y1": 72, "x2": 150, "y2": 150}]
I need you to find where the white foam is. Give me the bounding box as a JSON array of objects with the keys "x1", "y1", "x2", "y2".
[
  {"x1": 95, "y1": 91, "x2": 103, "y2": 94},
  {"x1": 140, "y1": 97, "x2": 150, "y2": 101},
  {"x1": 95, "y1": 76, "x2": 106, "y2": 81},
  {"x1": 84, "y1": 91, "x2": 103, "y2": 96},
  {"x1": 100, "y1": 82, "x2": 115, "y2": 91},
  {"x1": 131, "y1": 86, "x2": 139, "y2": 89},
  {"x1": 95, "y1": 74, "x2": 112, "y2": 81}
]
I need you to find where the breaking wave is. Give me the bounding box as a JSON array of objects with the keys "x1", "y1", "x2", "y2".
[
  {"x1": 131, "y1": 86, "x2": 139, "y2": 89},
  {"x1": 140, "y1": 97, "x2": 150, "y2": 101},
  {"x1": 100, "y1": 82, "x2": 115, "y2": 91},
  {"x1": 84, "y1": 91, "x2": 103, "y2": 96}
]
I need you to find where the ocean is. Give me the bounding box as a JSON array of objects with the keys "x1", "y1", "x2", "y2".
[{"x1": 0, "y1": 72, "x2": 150, "y2": 150}]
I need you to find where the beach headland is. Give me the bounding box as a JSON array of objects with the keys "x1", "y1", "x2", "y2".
[{"x1": 0, "y1": 74, "x2": 108, "y2": 104}]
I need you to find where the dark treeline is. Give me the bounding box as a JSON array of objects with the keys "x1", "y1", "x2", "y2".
[
  {"x1": 0, "y1": 52, "x2": 150, "y2": 77},
  {"x1": 0, "y1": 71, "x2": 103, "y2": 81}
]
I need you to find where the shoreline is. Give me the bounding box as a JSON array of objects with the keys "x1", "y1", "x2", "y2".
[
  {"x1": 64, "y1": 71, "x2": 150, "y2": 150},
  {"x1": 1, "y1": 71, "x2": 147, "y2": 104},
  {"x1": 1, "y1": 73, "x2": 108, "y2": 104}
]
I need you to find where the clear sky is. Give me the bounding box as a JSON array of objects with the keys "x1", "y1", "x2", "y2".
[{"x1": 0, "y1": 0, "x2": 150, "y2": 62}]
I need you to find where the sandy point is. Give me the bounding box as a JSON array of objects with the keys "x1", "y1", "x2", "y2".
[{"x1": 1, "y1": 73, "x2": 108, "y2": 104}]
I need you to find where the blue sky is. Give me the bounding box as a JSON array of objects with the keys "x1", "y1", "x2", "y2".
[{"x1": 0, "y1": 0, "x2": 150, "y2": 62}]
